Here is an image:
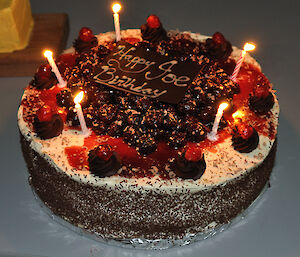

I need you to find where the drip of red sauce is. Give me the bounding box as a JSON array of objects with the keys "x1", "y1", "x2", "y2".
[
  {"x1": 39, "y1": 86, "x2": 68, "y2": 122},
  {"x1": 228, "y1": 62, "x2": 276, "y2": 139},
  {"x1": 233, "y1": 63, "x2": 267, "y2": 105},
  {"x1": 65, "y1": 146, "x2": 89, "y2": 170},
  {"x1": 64, "y1": 132, "x2": 178, "y2": 178},
  {"x1": 187, "y1": 129, "x2": 231, "y2": 153},
  {"x1": 39, "y1": 86, "x2": 63, "y2": 108},
  {"x1": 64, "y1": 129, "x2": 233, "y2": 178}
]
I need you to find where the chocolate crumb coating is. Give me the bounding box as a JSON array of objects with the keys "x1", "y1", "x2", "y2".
[{"x1": 20, "y1": 133, "x2": 277, "y2": 240}]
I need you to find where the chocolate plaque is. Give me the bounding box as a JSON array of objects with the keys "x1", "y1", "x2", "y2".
[{"x1": 93, "y1": 42, "x2": 201, "y2": 104}]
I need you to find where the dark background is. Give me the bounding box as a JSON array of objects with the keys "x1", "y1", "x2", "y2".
[{"x1": 0, "y1": 0, "x2": 299, "y2": 256}]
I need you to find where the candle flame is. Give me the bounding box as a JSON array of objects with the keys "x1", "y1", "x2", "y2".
[
  {"x1": 74, "y1": 91, "x2": 84, "y2": 105},
  {"x1": 219, "y1": 102, "x2": 229, "y2": 112},
  {"x1": 43, "y1": 50, "x2": 53, "y2": 59},
  {"x1": 112, "y1": 3, "x2": 121, "y2": 13},
  {"x1": 243, "y1": 43, "x2": 255, "y2": 52},
  {"x1": 232, "y1": 110, "x2": 244, "y2": 119}
]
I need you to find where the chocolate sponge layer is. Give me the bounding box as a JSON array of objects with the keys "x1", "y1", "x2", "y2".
[{"x1": 20, "y1": 133, "x2": 277, "y2": 240}]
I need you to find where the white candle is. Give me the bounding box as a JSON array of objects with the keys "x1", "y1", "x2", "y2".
[
  {"x1": 230, "y1": 43, "x2": 255, "y2": 82},
  {"x1": 74, "y1": 91, "x2": 91, "y2": 137},
  {"x1": 207, "y1": 102, "x2": 229, "y2": 141},
  {"x1": 44, "y1": 50, "x2": 67, "y2": 88},
  {"x1": 112, "y1": 3, "x2": 122, "y2": 42}
]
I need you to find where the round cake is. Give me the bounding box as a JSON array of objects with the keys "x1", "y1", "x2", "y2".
[{"x1": 18, "y1": 16, "x2": 279, "y2": 247}]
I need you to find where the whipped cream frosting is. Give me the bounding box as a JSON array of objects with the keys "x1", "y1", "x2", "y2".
[{"x1": 18, "y1": 30, "x2": 279, "y2": 194}]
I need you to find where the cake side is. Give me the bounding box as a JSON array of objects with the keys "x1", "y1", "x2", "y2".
[{"x1": 20, "y1": 132, "x2": 277, "y2": 239}]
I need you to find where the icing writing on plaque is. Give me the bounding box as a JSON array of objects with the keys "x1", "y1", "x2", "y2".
[{"x1": 93, "y1": 42, "x2": 200, "y2": 104}]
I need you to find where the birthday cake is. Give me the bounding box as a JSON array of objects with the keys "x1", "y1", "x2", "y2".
[{"x1": 18, "y1": 15, "x2": 279, "y2": 246}]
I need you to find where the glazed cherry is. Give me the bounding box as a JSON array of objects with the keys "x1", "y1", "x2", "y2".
[
  {"x1": 147, "y1": 15, "x2": 161, "y2": 29},
  {"x1": 185, "y1": 146, "x2": 203, "y2": 162},
  {"x1": 212, "y1": 32, "x2": 225, "y2": 45},
  {"x1": 57, "y1": 61, "x2": 68, "y2": 75},
  {"x1": 57, "y1": 53, "x2": 76, "y2": 67},
  {"x1": 37, "y1": 64, "x2": 52, "y2": 79},
  {"x1": 254, "y1": 86, "x2": 269, "y2": 98},
  {"x1": 237, "y1": 123, "x2": 254, "y2": 140},
  {"x1": 79, "y1": 27, "x2": 94, "y2": 42},
  {"x1": 95, "y1": 144, "x2": 114, "y2": 161},
  {"x1": 37, "y1": 105, "x2": 53, "y2": 122}
]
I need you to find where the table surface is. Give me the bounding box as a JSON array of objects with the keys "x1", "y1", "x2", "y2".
[{"x1": 0, "y1": 0, "x2": 299, "y2": 256}]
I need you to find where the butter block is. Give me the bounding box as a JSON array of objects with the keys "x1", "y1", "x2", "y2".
[{"x1": 0, "y1": 0, "x2": 34, "y2": 53}]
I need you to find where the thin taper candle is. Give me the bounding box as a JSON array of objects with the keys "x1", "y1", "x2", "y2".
[
  {"x1": 74, "y1": 91, "x2": 91, "y2": 137},
  {"x1": 112, "y1": 3, "x2": 121, "y2": 42},
  {"x1": 207, "y1": 102, "x2": 229, "y2": 141},
  {"x1": 43, "y1": 50, "x2": 66, "y2": 88},
  {"x1": 230, "y1": 43, "x2": 255, "y2": 82}
]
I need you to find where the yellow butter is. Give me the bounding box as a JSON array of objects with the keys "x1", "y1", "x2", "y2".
[{"x1": 0, "y1": 0, "x2": 34, "y2": 53}]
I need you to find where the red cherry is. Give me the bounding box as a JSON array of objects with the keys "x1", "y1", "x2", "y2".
[
  {"x1": 37, "y1": 105, "x2": 53, "y2": 122},
  {"x1": 57, "y1": 61, "x2": 68, "y2": 75},
  {"x1": 147, "y1": 15, "x2": 161, "y2": 29},
  {"x1": 37, "y1": 64, "x2": 52, "y2": 79},
  {"x1": 95, "y1": 144, "x2": 114, "y2": 161},
  {"x1": 79, "y1": 27, "x2": 94, "y2": 42},
  {"x1": 212, "y1": 32, "x2": 225, "y2": 45},
  {"x1": 254, "y1": 86, "x2": 269, "y2": 98},
  {"x1": 57, "y1": 53, "x2": 76, "y2": 67},
  {"x1": 237, "y1": 124, "x2": 254, "y2": 140},
  {"x1": 185, "y1": 146, "x2": 203, "y2": 162}
]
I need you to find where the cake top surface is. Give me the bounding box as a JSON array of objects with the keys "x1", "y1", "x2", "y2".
[{"x1": 18, "y1": 22, "x2": 279, "y2": 193}]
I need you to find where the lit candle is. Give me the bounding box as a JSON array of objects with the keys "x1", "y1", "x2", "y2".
[
  {"x1": 230, "y1": 43, "x2": 255, "y2": 82},
  {"x1": 207, "y1": 102, "x2": 229, "y2": 141},
  {"x1": 44, "y1": 50, "x2": 67, "y2": 88},
  {"x1": 231, "y1": 110, "x2": 245, "y2": 126},
  {"x1": 232, "y1": 110, "x2": 245, "y2": 121},
  {"x1": 74, "y1": 91, "x2": 91, "y2": 137},
  {"x1": 112, "y1": 3, "x2": 122, "y2": 42}
]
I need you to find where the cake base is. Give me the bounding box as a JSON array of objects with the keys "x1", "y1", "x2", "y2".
[
  {"x1": 30, "y1": 181, "x2": 270, "y2": 249},
  {"x1": 20, "y1": 132, "x2": 277, "y2": 246},
  {"x1": 0, "y1": 13, "x2": 69, "y2": 77}
]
